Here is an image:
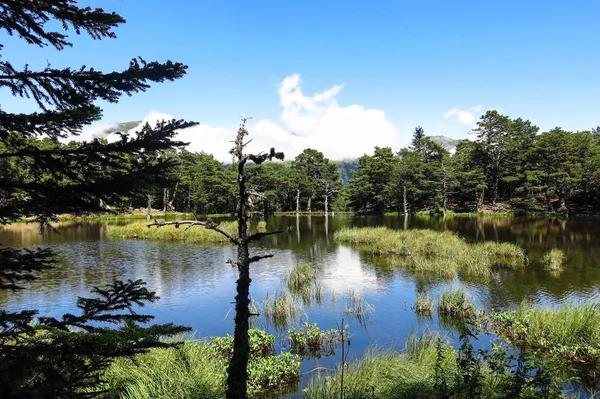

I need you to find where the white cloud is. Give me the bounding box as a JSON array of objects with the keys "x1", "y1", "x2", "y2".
[
  {"x1": 98, "y1": 74, "x2": 402, "y2": 162},
  {"x1": 443, "y1": 105, "x2": 484, "y2": 131}
]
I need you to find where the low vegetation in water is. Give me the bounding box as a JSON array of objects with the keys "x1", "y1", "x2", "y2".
[
  {"x1": 490, "y1": 302, "x2": 600, "y2": 384},
  {"x1": 106, "y1": 221, "x2": 238, "y2": 243},
  {"x1": 103, "y1": 332, "x2": 300, "y2": 398},
  {"x1": 334, "y1": 227, "x2": 527, "y2": 278},
  {"x1": 287, "y1": 322, "x2": 348, "y2": 358},
  {"x1": 210, "y1": 329, "x2": 275, "y2": 359},
  {"x1": 345, "y1": 289, "x2": 375, "y2": 327},
  {"x1": 437, "y1": 288, "x2": 476, "y2": 318},
  {"x1": 286, "y1": 262, "x2": 318, "y2": 300},
  {"x1": 543, "y1": 249, "x2": 566, "y2": 274},
  {"x1": 303, "y1": 332, "x2": 564, "y2": 399},
  {"x1": 262, "y1": 291, "x2": 304, "y2": 330},
  {"x1": 414, "y1": 292, "x2": 434, "y2": 315}
]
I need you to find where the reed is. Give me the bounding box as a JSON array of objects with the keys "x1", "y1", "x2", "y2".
[
  {"x1": 262, "y1": 291, "x2": 303, "y2": 330},
  {"x1": 334, "y1": 227, "x2": 526, "y2": 278},
  {"x1": 437, "y1": 288, "x2": 475, "y2": 318},
  {"x1": 414, "y1": 292, "x2": 434, "y2": 315},
  {"x1": 103, "y1": 333, "x2": 300, "y2": 398},
  {"x1": 543, "y1": 249, "x2": 565, "y2": 273},
  {"x1": 490, "y1": 302, "x2": 600, "y2": 382},
  {"x1": 106, "y1": 221, "x2": 238, "y2": 243}
]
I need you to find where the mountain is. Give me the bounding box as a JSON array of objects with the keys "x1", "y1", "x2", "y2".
[
  {"x1": 428, "y1": 135, "x2": 461, "y2": 152},
  {"x1": 102, "y1": 120, "x2": 142, "y2": 135},
  {"x1": 335, "y1": 159, "x2": 359, "y2": 185}
]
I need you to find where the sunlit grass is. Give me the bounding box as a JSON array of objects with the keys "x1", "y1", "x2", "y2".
[
  {"x1": 303, "y1": 333, "x2": 456, "y2": 399},
  {"x1": 106, "y1": 221, "x2": 238, "y2": 243},
  {"x1": 490, "y1": 302, "x2": 600, "y2": 382},
  {"x1": 102, "y1": 333, "x2": 300, "y2": 398},
  {"x1": 437, "y1": 288, "x2": 475, "y2": 318},
  {"x1": 414, "y1": 292, "x2": 434, "y2": 315},
  {"x1": 334, "y1": 227, "x2": 526, "y2": 278},
  {"x1": 286, "y1": 263, "x2": 318, "y2": 299},
  {"x1": 543, "y1": 249, "x2": 565, "y2": 274}
]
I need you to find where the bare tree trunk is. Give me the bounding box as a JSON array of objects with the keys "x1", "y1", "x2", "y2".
[
  {"x1": 558, "y1": 197, "x2": 567, "y2": 212},
  {"x1": 491, "y1": 173, "x2": 499, "y2": 205},
  {"x1": 403, "y1": 185, "x2": 408, "y2": 217},
  {"x1": 476, "y1": 189, "x2": 484, "y2": 212},
  {"x1": 296, "y1": 189, "x2": 300, "y2": 215},
  {"x1": 307, "y1": 196, "x2": 312, "y2": 213},
  {"x1": 162, "y1": 188, "x2": 169, "y2": 213},
  {"x1": 167, "y1": 182, "x2": 179, "y2": 212},
  {"x1": 146, "y1": 195, "x2": 153, "y2": 221},
  {"x1": 324, "y1": 194, "x2": 328, "y2": 216},
  {"x1": 225, "y1": 116, "x2": 284, "y2": 399}
]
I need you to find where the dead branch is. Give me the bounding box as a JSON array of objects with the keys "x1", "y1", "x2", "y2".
[{"x1": 147, "y1": 219, "x2": 239, "y2": 244}]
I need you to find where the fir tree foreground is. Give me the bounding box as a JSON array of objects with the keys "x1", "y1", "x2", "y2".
[{"x1": 0, "y1": 1, "x2": 195, "y2": 396}]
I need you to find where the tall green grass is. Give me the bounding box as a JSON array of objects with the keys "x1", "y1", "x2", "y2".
[
  {"x1": 286, "y1": 263, "x2": 318, "y2": 299},
  {"x1": 303, "y1": 332, "x2": 566, "y2": 399},
  {"x1": 106, "y1": 221, "x2": 238, "y2": 243},
  {"x1": 437, "y1": 288, "x2": 475, "y2": 318},
  {"x1": 103, "y1": 332, "x2": 300, "y2": 398},
  {"x1": 262, "y1": 291, "x2": 304, "y2": 330},
  {"x1": 490, "y1": 302, "x2": 600, "y2": 382},
  {"x1": 334, "y1": 227, "x2": 526, "y2": 278}
]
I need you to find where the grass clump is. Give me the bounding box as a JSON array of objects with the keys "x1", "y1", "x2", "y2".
[
  {"x1": 334, "y1": 227, "x2": 526, "y2": 278},
  {"x1": 437, "y1": 288, "x2": 475, "y2": 318},
  {"x1": 490, "y1": 302, "x2": 600, "y2": 383},
  {"x1": 287, "y1": 322, "x2": 348, "y2": 358},
  {"x1": 303, "y1": 332, "x2": 565, "y2": 399},
  {"x1": 414, "y1": 292, "x2": 434, "y2": 315},
  {"x1": 103, "y1": 332, "x2": 300, "y2": 398},
  {"x1": 543, "y1": 249, "x2": 565, "y2": 274},
  {"x1": 286, "y1": 262, "x2": 318, "y2": 299},
  {"x1": 262, "y1": 292, "x2": 303, "y2": 330},
  {"x1": 106, "y1": 221, "x2": 238, "y2": 243},
  {"x1": 345, "y1": 289, "x2": 375, "y2": 327}
]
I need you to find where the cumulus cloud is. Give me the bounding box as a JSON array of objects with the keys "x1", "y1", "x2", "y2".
[
  {"x1": 79, "y1": 74, "x2": 399, "y2": 162},
  {"x1": 72, "y1": 74, "x2": 406, "y2": 161},
  {"x1": 443, "y1": 105, "x2": 484, "y2": 131}
]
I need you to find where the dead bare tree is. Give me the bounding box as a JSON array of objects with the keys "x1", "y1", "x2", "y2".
[{"x1": 147, "y1": 116, "x2": 284, "y2": 398}]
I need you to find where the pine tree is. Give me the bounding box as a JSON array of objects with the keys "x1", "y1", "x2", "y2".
[{"x1": 0, "y1": 1, "x2": 195, "y2": 396}]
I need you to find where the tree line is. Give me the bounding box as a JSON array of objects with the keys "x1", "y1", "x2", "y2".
[
  {"x1": 349, "y1": 112, "x2": 600, "y2": 215},
  {"x1": 8, "y1": 110, "x2": 600, "y2": 217}
]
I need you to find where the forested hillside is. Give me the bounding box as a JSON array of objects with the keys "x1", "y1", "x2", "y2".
[{"x1": 14, "y1": 111, "x2": 600, "y2": 216}]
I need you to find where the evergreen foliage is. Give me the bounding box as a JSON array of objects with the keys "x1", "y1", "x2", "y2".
[{"x1": 0, "y1": 1, "x2": 194, "y2": 396}]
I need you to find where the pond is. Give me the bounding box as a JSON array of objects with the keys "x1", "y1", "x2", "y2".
[{"x1": 2, "y1": 215, "x2": 600, "y2": 397}]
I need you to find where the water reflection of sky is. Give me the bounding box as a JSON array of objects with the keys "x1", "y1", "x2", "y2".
[{"x1": 3, "y1": 216, "x2": 600, "y2": 397}]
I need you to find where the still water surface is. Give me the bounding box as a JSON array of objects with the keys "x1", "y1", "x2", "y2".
[{"x1": 2, "y1": 215, "x2": 600, "y2": 395}]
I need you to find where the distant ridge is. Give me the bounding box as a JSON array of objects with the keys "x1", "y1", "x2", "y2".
[{"x1": 428, "y1": 135, "x2": 460, "y2": 151}]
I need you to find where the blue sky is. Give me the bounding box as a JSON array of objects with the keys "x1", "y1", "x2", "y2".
[{"x1": 2, "y1": 0, "x2": 599, "y2": 160}]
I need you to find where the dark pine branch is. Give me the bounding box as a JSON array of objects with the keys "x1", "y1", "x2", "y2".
[{"x1": 0, "y1": 0, "x2": 125, "y2": 50}]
